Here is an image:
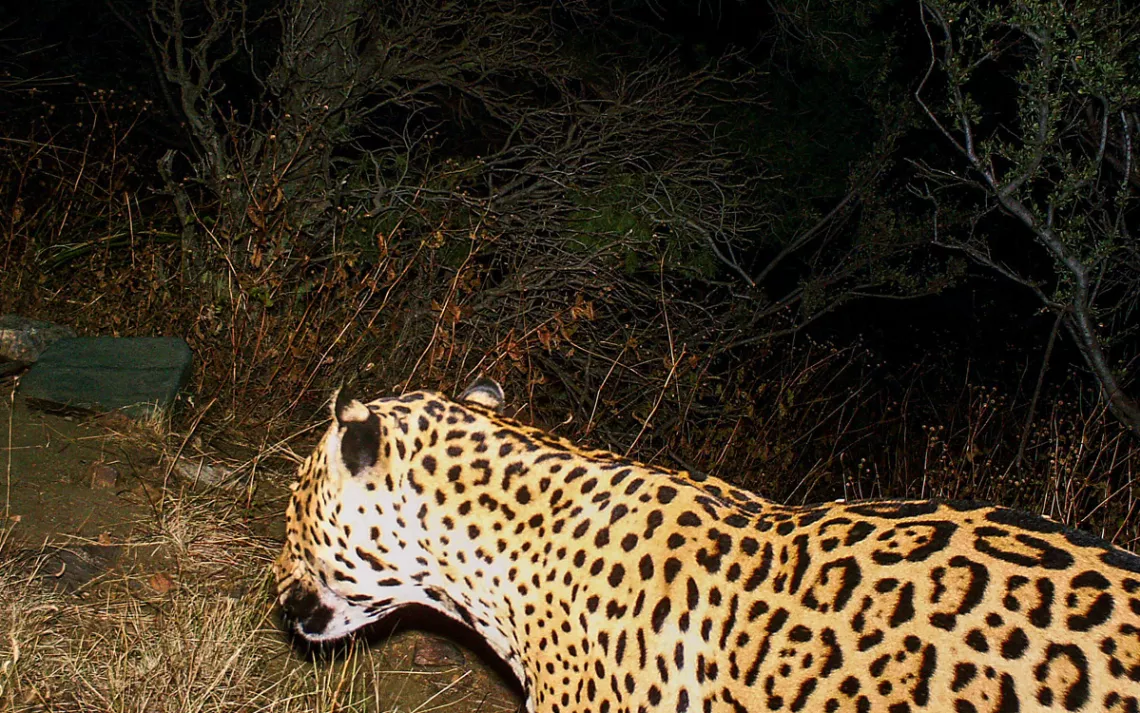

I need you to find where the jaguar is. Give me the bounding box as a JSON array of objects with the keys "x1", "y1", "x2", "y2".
[{"x1": 275, "y1": 378, "x2": 1140, "y2": 713}]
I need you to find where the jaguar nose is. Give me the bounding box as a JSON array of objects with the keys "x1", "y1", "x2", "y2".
[{"x1": 280, "y1": 586, "x2": 334, "y2": 637}]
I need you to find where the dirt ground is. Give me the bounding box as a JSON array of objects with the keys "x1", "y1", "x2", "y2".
[{"x1": 0, "y1": 385, "x2": 524, "y2": 712}]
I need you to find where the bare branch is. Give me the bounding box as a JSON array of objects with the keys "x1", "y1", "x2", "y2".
[{"x1": 915, "y1": 0, "x2": 1140, "y2": 436}]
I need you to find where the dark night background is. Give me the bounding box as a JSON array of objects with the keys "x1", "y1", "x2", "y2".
[{"x1": 2, "y1": 0, "x2": 1138, "y2": 534}]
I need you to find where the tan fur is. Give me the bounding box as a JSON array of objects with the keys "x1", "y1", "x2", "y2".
[{"x1": 277, "y1": 386, "x2": 1140, "y2": 713}]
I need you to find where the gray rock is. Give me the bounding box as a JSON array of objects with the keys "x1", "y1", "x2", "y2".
[
  {"x1": 172, "y1": 455, "x2": 239, "y2": 489},
  {"x1": 19, "y1": 337, "x2": 193, "y2": 419},
  {"x1": 13, "y1": 544, "x2": 121, "y2": 595},
  {"x1": 0, "y1": 314, "x2": 77, "y2": 362}
]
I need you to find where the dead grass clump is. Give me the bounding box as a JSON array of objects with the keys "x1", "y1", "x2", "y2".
[
  {"x1": 0, "y1": 497, "x2": 364, "y2": 713},
  {"x1": 0, "y1": 492, "x2": 287, "y2": 711},
  {"x1": 48, "y1": 588, "x2": 278, "y2": 712},
  {"x1": 0, "y1": 486, "x2": 518, "y2": 713},
  {"x1": 14, "y1": 583, "x2": 507, "y2": 713},
  {"x1": 0, "y1": 543, "x2": 68, "y2": 710},
  {"x1": 627, "y1": 344, "x2": 1139, "y2": 551},
  {"x1": 143, "y1": 492, "x2": 269, "y2": 576},
  {"x1": 913, "y1": 385, "x2": 1139, "y2": 546}
]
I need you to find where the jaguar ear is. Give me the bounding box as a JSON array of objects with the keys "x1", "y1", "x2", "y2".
[
  {"x1": 332, "y1": 389, "x2": 380, "y2": 476},
  {"x1": 460, "y1": 377, "x2": 504, "y2": 411}
]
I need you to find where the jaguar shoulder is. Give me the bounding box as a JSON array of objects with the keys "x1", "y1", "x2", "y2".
[{"x1": 276, "y1": 379, "x2": 1140, "y2": 713}]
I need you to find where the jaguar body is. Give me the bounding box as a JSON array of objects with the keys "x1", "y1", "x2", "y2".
[{"x1": 276, "y1": 380, "x2": 1140, "y2": 713}]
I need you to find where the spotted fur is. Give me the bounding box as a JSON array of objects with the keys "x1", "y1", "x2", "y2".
[{"x1": 276, "y1": 381, "x2": 1140, "y2": 713}]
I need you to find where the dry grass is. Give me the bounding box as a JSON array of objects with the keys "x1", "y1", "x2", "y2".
[
  {"x1": 0, "y1": 491, "x2": 309, "y2": 712},
  {"x1": 656, "y1": 341, "x2": 1140, "y2": 549},
  {"x1": 0, "y1": 487, "x2": 519, "y2": 713},
  {"x1": 911, "y1": 384, "x2": 1139, "y2": 546}
]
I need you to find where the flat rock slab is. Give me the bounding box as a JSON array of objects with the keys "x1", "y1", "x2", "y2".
[
  {"x1": 19, "y1": 337, "x2": 193, "y2": 418},
  {"x1": 13, "y1": 544, "x2": 122, "y2": 594}
]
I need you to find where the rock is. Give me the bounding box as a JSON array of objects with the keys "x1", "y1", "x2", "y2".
[
  {"x1": 413, "y1": 634, "x2": 466, "y2": 667},
  {"x1": 18, "y1": 337, "x2": 193, "y2": 419},
  {"x1": 0, "y1": 360, "x2": 25, "y2": 378},
  {"x1": 0, "y1": 315, "x2": 76, "y2": 363},
  {"x1": 148, "y1": 571, "x2": 175, "y2": 594},
  {"x1": 88, "y1": 463, "x2": 119, "y2": 489},
  {"x1": 172, "y1": 455, "x2": 237, "y2": 488},
  {"x1": 15, "y1": 544, "x2": 121, "y2": 594}
]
